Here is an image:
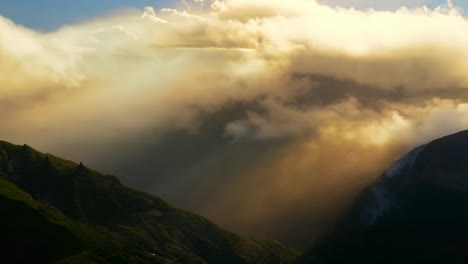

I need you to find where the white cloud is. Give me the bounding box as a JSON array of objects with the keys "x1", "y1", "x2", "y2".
[{"x1": 319, "y1": 0, "x2": 442, "y2": 10}]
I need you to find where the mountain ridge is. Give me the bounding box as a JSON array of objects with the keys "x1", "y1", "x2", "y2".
[
  {"x1": 0, "y1": 140, "x2": 298, "y2": 264},
  {"x1": 296, "y1": 129, "x2": 468, "y2": 264}
]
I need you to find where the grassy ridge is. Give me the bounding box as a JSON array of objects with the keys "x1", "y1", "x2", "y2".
[{"x1": 0, "y1": 141, "x2": 298, "y2": 263}]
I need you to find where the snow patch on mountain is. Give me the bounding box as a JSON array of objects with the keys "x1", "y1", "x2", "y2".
[
  {"x1": 362, "y1": 145, "x2": 426, "y2": 225},
  {"x1": 384, "y1": 145, "x2": 426, "y2": 179}
]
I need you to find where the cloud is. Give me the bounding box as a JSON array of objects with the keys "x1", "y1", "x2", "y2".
[
  {"x1": 1, "y1": 0, "x2": 468, "y2": 247},
  {"x1": 319, "y1": 0, "x2": 440, "y2": 10}
]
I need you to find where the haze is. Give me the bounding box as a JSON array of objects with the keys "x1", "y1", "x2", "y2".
[{"x1": 1, "y1": 0, "x2": 467, "y2": 247}]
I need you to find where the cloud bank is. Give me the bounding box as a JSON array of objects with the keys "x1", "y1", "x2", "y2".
[{"x1": 1, "y1": 0, "x2": 468, "y2": 246}]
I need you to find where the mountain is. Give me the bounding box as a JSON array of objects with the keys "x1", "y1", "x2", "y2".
[
  {"x1": 0, "y1": 141, "x2": 298, "y2": 264},
  {"x1": 296, "y1": 130, "x2": 468, "y2": 264}
]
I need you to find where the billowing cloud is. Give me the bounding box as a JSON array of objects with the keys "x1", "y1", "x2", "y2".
[{"x1": 1, "y1": 0, "x2": 468, "y2": 247}]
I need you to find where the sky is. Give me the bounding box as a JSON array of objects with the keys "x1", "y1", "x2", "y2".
[
  {"x1": 321, "y1": 0, "x2": 461, "y2": 10},
  {"x1": 1, "y1": 0, "x2": 468, "y2": 247},
  {"x1": 0, "y1": 0, "x2": 174, "y2": 31},
  {"x1": 0, "y1": 0, "x2": 466, "y2": 30}
]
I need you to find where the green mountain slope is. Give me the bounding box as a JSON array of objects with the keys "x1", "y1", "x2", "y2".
[{"x1": 0, "y1": 141, "x2": 298, "y2": 264}]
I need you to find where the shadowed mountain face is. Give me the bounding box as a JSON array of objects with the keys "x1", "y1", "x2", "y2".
[
  {"x1": 296, "y1": 130, "x2": 468, "y2": 264},
  {"x1": 0, "y1": 141, "x2": 297, "y2": 264}
]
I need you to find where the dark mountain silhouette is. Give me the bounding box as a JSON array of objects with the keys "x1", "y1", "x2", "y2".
[
  {"x1": 0, "y1": 141, "x2": 297, "y2": 263},
  {"x1": 296, "y1": 130, "x2": 468, "y2": 264}
]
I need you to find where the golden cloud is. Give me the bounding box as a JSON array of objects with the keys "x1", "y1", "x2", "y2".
[{"x1": 1, "y1": 0, "x2": 467, "y2": 246}]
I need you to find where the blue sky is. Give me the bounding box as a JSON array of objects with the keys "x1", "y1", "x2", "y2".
[
  {"x1": 0, "y1": 0, "x2": 174, "y2": 31},
  {"x1": 0, "y1": 0, "x2": 466, "y2": 31}
]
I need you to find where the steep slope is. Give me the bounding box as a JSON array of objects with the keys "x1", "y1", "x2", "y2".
[
  {"x1": 0, "y1": 141, "x2": 298, "y2": 264},
  {"x1": 0, "y1": 177, "x2": 85, "y2": 263},
  {"x1": 297, "y1": 130, "x2": 468, "y2": 264}
]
